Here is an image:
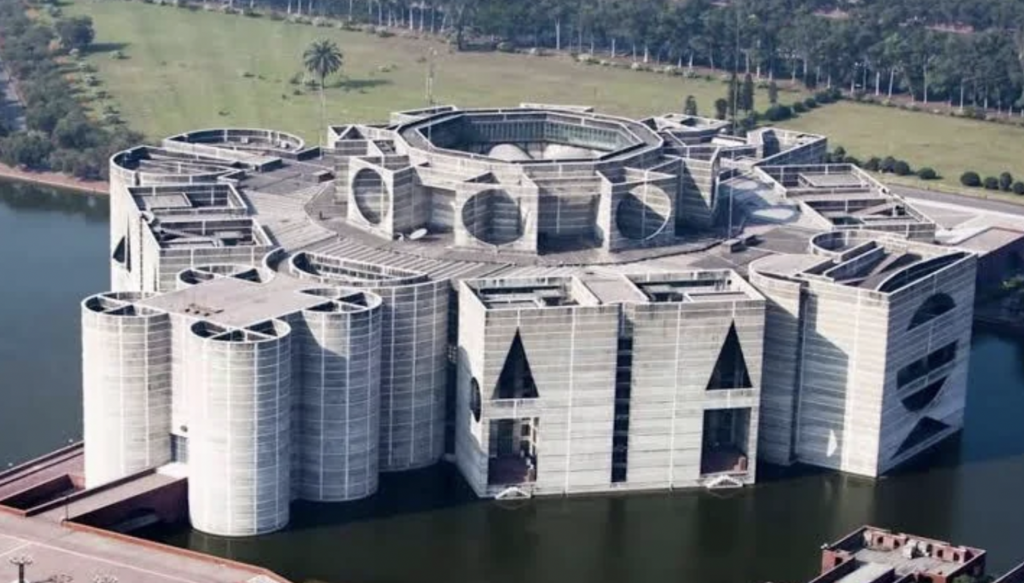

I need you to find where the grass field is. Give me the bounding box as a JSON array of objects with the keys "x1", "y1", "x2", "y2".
[
  {"x1": 778, "y1": 101, "x2": 1024, "y2": 189},
  {"x1": 63, "y1": 0, "x2": 791, "y2": 142}
]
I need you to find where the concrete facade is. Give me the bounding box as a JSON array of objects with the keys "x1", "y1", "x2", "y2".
[
  {"x1": 749, "y1": 231, "x2": 976, "y2": 475},
  {"x1": 82, "y1": 293, "x2": 172, "y2": 488},
  {"x1": 453, "y1": 273, "x2": 765, "y2": 497},
  {"x1": 80, "y1": 107, "x2": 978, "y2": 537}
]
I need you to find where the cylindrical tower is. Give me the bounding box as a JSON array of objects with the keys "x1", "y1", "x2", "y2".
[
  {"x1": 375, "y1": 280, "x2": 449, "y2": 472},
  {"x1": 288, "y1": 253, "x2": 450, "y2": 472},
  {"x1": 186, "y1": 319, "x2": 292, "y2": 537},
  {"x1": 82, "y1": 292, "x2": 172, "y2": 488},
  {"x1": 295, "y1": 289, "x2": 384, "y2": 501}
]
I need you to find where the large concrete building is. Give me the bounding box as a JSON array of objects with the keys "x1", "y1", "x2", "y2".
[{"x1": 82, "y1": 105, "x2": 976, "y2": 536}]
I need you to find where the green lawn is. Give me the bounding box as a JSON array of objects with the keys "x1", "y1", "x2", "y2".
[
  {"x1": 64, "y1": 0, "x2": 787, "y2": 142},
  {"x1": 778, "y1": 101, "x2": 1024, "y2": 189}
]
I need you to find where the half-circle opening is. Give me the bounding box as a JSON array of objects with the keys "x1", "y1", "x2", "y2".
[
  {"x1": 462, "y1": 189, "x2": 523, "y2": 245},
  {"x1": 352, "y1": 168, "x2": 389, "y2": 225},
  {"x1": 909, "y1": 293, "x2": 956, "y2": 330},
  {"x1": 616, "y1": 184, "x2": 671, "y2": 241}
]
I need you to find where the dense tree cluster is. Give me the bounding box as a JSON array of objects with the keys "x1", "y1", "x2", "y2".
[
  {"x1": 248, "y1": 0, "x2": 1024, "y2": 112},
  {"x1": 0, "y1": 0, "x2": 141, "y2": 179}
]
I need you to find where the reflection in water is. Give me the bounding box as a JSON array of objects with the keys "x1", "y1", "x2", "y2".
[
  {"x1": 152, "y1": 332, "x2": 1024, "y2": 583},
  {"x1": 0, "y1": 180, "x2": 109, "y2": 466},
  {"x1": 0, "y1": 178, "x2": 108, "y2": 222},
  {"x1": 4, "y1": 180, "x2": 1024, "y2": 583}
]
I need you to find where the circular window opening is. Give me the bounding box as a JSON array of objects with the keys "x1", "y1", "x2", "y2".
[
  {"x1": 616, "y1": 184, "x2": 671, "y2": 241},
  {"x1": 461, "y1": 189, "x2": 523, "y2": 245},
  {"x1": 352, "y1": 168, "x2": 389, "y2": 225},
  {"x1": 469, "y1": 378, "x2": 482, "y2": 422}
]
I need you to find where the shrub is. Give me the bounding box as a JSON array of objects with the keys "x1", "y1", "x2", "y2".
[
  {"x1": 863, "y1": 157, "x2": 881, "y2": 172},
  {"x1": 999, "y1": 172, "x2": 1014, "y2": 192},
  {"x1": 763, "y1": 104, "x2": 793, "y2": 122},
  {"x1": 375, "y1": 28, "x2": 394, "y2": 38},
  {"x1": 1013, "y1": 181, "x2": 1024, "y2": 195},
  {"x1": 496, "y1": 41, "x2": 515, "y2": 53},
  {"x1": 288, "y1": 72, "x2": 302, "y2": 85},
  {"x1": 892, "y1": 160, "x2": 911, "y2": 176},
  {"x1": 917, "y1": 167, "x2": 938, "y2": 180},
  {"x1": 268, "y1": 11, "x2": 285, "y2": 20},
  {"x1": 803, "y1": 97, "x2": 818, "y2": 109},
  {"x1": 960, "y1": 171, "x2": 981, "y2": 187},
  {"x1": 842, "y1": 156, "x2": 861, "y2": 166},
  {"x1": 880, "y1": 156, "x2": 897, "y2": 173},
  {"x1": 792, "y1": 101, "x2": 807, "y2": 114},
  {"x1": 813, "y1": 90, "x2": 834, "y2": 104},
  {"x1": 983, "y1": 176, "x2": 1000, "y2": 190}
]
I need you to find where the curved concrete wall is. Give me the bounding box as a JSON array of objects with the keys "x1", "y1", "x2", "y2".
[
  {"x1": 287, "y1": 254, "x2": 449, "y2": 472},
  {"x1": 82, "y1": 293, "x2": 172, "y2": 488},
  {"x1": 376, "y1": 280, "x2": 450, "y2": 471},
  {"x1": 186, "y1": 320, "x2": 292, "y2": 536},
  {"x1": 295, "y1": 290, "x2": 384, "y2": 501}
]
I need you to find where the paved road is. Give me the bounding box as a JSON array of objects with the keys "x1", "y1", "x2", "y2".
[{"x1": 890, "y1": 184, "x2": 1024, "y2": 217}]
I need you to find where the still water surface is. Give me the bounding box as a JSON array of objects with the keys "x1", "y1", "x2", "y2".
[{"x1": 2, "y1": 179, "x2": 1023, "y2": 583}]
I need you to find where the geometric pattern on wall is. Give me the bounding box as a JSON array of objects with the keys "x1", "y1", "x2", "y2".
[
  {"x1": 706, "y1": 323, "x2": 753, "y2": 390},
  {"x1": 894, "y1": 416, "x2": 950, "y2": 457},
  {"x1": 494, "y1": 330, "x2": 539, "y2": 399}
]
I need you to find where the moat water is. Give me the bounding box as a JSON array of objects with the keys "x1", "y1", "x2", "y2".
[{"x1": 3, "y1": 179, "x2": 1024, "y2": 583}]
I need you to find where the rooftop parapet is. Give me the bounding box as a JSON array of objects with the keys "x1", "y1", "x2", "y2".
[
  {"x1": 626, "y1": 270, "x2": 763, "y2": 303},
  {"x1": 177, "y1": 263, "x2": 274, "y2": 288},
  {"x1": 395, "y1": 106, "x2": 664, "y2": 166},
  {"x1": 289, "y1": 252, "x2": 429, "y2": 288},
  {"x1": 758, "y1": 164, "x2": 935, "y2": 239},
  {"x1": 111, "y1": 146, "x2": 244, "y2": 186},
  {"x1": 750, "y1": 230, "x2": 972, "y2": 294},
  {"x1": 129, "y1": 183, "x2": 248, "y2": 217},
  {"x1": 463, "y1": 276, "x2": 601, "y2": 310},
  {"x1": 163, "y1": 127, "x2": 311, "y2": 167},
  {"x1": 149, "y1": 217, "x2": 272, "y2": 250}
]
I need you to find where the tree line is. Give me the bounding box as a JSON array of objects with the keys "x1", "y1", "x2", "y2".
[
  {"x1": 235, "y1": 0, "x2": 1024, "y2": 113},
  {"x1": 0, "y1": 0, "x2": 141, "y2": 179}
]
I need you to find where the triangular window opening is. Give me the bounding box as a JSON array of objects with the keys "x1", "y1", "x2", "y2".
[
  {"x1": 706, "y1": 324, "x2": 752, "y2": 390},
  {"x1": 494, "y1": 332, "x2": 539, "y2": 399}
]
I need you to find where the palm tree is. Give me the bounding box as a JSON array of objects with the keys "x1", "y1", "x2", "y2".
[{"x1": 303, "y1": 39, "x2": 344, "y2": 145}]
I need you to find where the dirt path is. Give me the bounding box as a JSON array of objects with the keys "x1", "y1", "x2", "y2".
[{"x1": 0, "y1": 163, "x2": 108, "y2": 195}]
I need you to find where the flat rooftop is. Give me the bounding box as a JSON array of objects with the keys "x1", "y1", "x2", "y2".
[
  {"x1": 824, "y1": 526, "x2": 984, "y2": 583},
  {"x1": 139, "y1": 275, "x2": 323, "y2": 327}
]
